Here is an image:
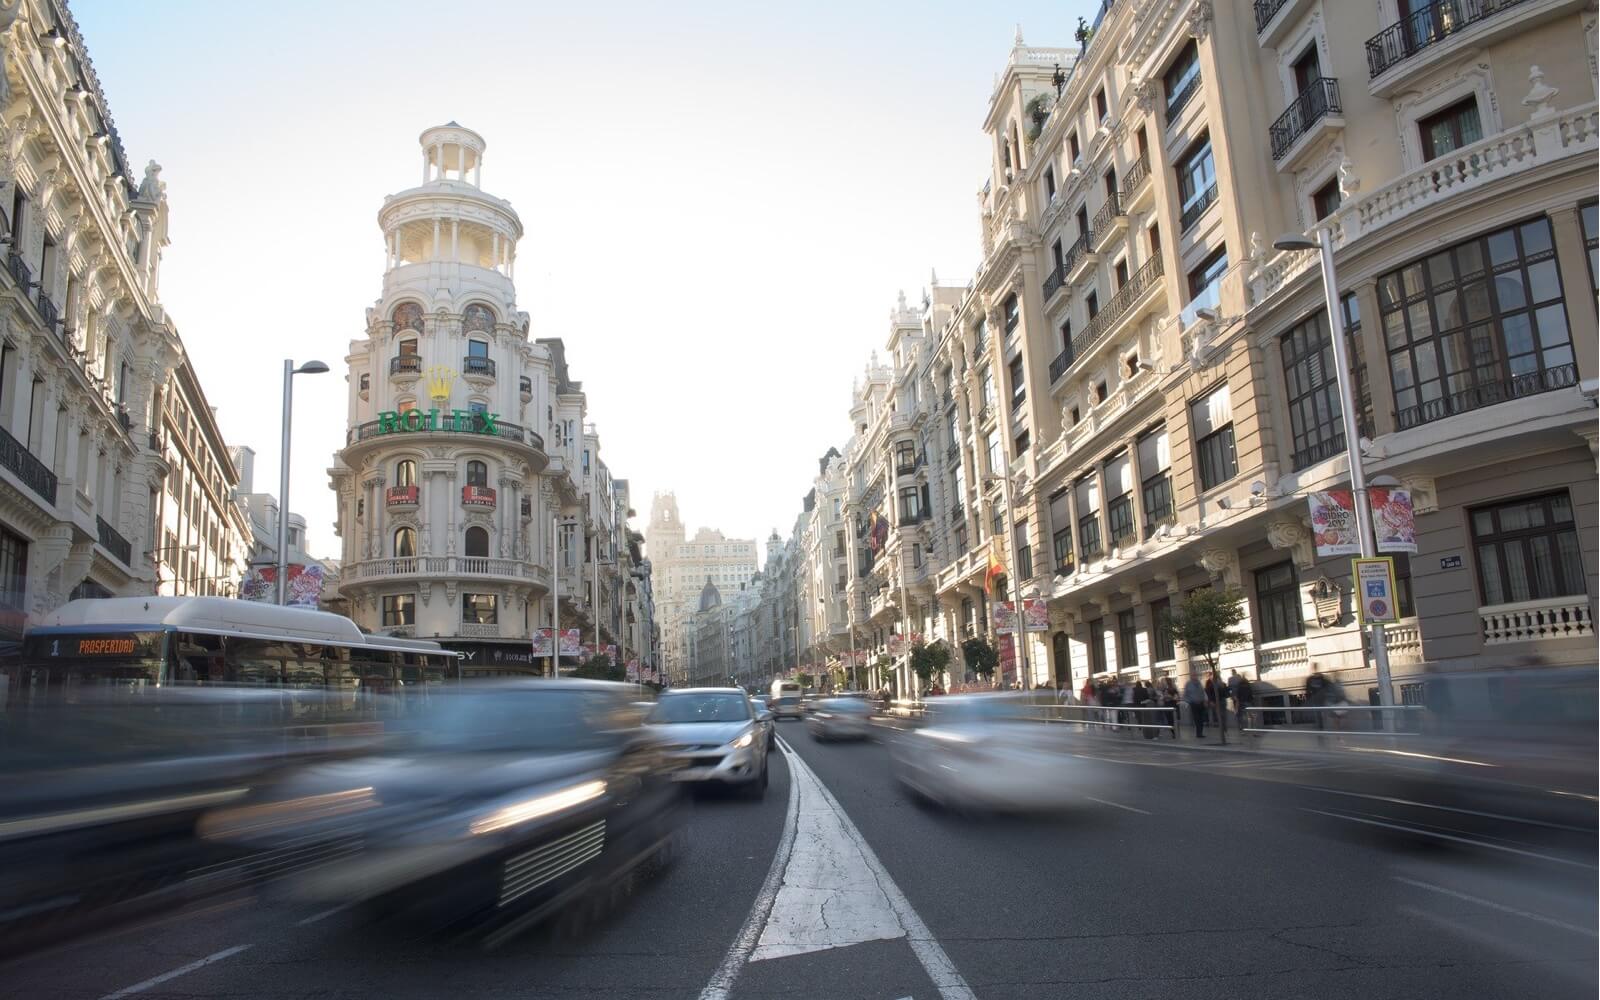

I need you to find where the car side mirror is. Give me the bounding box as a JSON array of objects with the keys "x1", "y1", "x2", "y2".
[{"x1": 757, "y1": 710, "x2": 773, "y2": 723}]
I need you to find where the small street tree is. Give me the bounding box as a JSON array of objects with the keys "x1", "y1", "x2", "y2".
[
  {"x1": 572, "y1": 654, "x2": 624, "y2": 682},
  {"x1": 909, "y1": 640, "x2": 951, "y2": 695},
  {"x1": 1163, "y1": 588, "x2": 1250, "y2": 743},
  {"x1": 796, "y1": 671, "x2": 814, "y2": 690},
  {"x1": 961, "y1": 636, "x2": 999, "y2": 685}
]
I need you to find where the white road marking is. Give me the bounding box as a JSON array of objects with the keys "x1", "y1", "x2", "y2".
[
  {"x1": 1310, "y1": 786, "x2": 1596, "y2": 832},
  {"x1": 697, "y1": 740, "x2": 802, "y2": 1000},
  {"x1": 98, "y1": 944, "x2": 253, "y2": 999},
  {"x1": 1393, "y1": 876, "x2": 1597, "y2": 938},
  {"x1": 296, "y1": 901, "x2": 355, "y2": 926},
  {"x1": 1301, "y1": 808, "x2": 1598, "y2": 869},
  {"x1": 1084, "y1": 795, "x2": 1152, "y2": 816}
]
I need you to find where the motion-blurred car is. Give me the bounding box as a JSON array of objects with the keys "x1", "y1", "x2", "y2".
[
  {"x1": 198, "y1": 681, "x2": 685, "y2": 945},
  {"x1": 768, "y1": 679, "x2": 804, "y2": 721},
  {"x1": 891, "y1": 693, "x2": 1110, "y2": 813},
  {"x1": 806, "y1": 697, "x2": 874, "y2": 741},
  {"x1": 749, "y1": 698, "x2": 777, "y2": 750},
  {"x1": 644, "y1": 688, "x2": 770, "y2": 798},
  {"x1": 0, "y1": 686, "x2": 374, "y2": 961}
]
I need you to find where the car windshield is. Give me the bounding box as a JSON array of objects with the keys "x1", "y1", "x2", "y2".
[
  {"x1": 408, "y1": 691, "x2": 622, "y2": 752},
  {"x1": 647, "y1": 693, "x2": 750, "y2": 724}
]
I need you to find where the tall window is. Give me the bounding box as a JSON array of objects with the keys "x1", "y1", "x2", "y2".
[
  {"x1": 1, "y1": 526, "x2": 27, "y2": 617},
  {"x1": 973, "y1": 316, "x2": 988, "y2": 354},
  {"x1": 985, "y1": 430, "x2": 1001, "y2": 475},
  {"x1": 464, "y1": 526, "x2": 489, "y2": 557},
  {"x1": 1580, "y1": 201, "x2": 1597, "y2": 294},
  {"x1": 467, "y1": 460, "x2": 489, "y2": 487},
  {"x1": 1013, "y1": 428, "x2": 1030, "y2": 458},
  {"x1": 1163, "y1": 41, "x2": 1200, "y2": 120},
  {"x1": 1470, "y1": 493, "x2": 1585, "y2": 605},
  {"x1": 895, "y1": 440, "x2": 917, "y2": 472},
  {"x1": 1191, "y1": 384, "x2": 1237, "y2": 491},
  {"x1": 1418, "y1": 97, "x2": 1482, "y2": 162},
  {"x1": 1075, "y1": 475, "x2": 1102, "y2": 558},
  {"x1": 1117, "y1": 609, "x2": 1138, "y2": 669},
  {"x1": 1379, "y1": 217, "x2": 1574, "y2": 430},
  {"x1": 1049, "y1": 488, "x2": 1074, "y2": 575},
  {"x1": 1150, "y1": 598, "x2": 1175, "y2": 662},
  {"x1": 1068, "y1": 131, "x2": 1081, "y2": 162},
  {"x1": 1008, "y1": 355, "x2": 1026, "y2": 410},
  {"x1": 1188, "y1": 246, "x2": 1228, "y2": 304},
  {"x1": 898, "y1": 486, "x2": 921, "y2": 523},
  {"x1": 394, "y1": 526, "x2": 417, "y2": 558},
  {"x1": 1014, "y1": 519, "x2": 1032, "y2": 579},
  {"x1": 1088, "y1": 618, "x2": 1108, "y2": 675},
  {"x1": 1313, "y1": 178, "x2": 1342, "y2": 221},
  {"x1": 382, "y1": 594, "x2": 415, "y2": 627},
  {"x1": 1094, "y1": 87, "x2": 1108, "y2": 121},
  {"x1": 1255, "y1": 562, "x2": 1303, "y2": 643},
  {"x1": 467, "y1": 339, "x2": 489, "y2": 358},
  {"x1": 398, "y1": 339, "x2": 419, "y2": 356},
  {"x1": 945, "y1": 409, "x2": 960, "y2": 455},
  {"x1": 395, "y1": 459, "x2": 416, "y2": 486},
  {"x1": 1176, "y1": 136, "x2": 1217, "y2": 231},
  {"x1": 1138, "y1": 426, "x2": 1173, "y2": 534},
  {"x1": 1003, "y1": 293, "x2": 1020, "y2": 333},
  {"x1": 1104, "y1": 452, "x2": 1135, "y2": 546},
  {"x1": 1280, "y1": 310, "x2": 1346, "y2": 470},
  {"x1": 979, "y1": 367, "x2": 995, "y2": 410},
  {"x1": 1044, "y1": 167, "x2": 1057, "y2": 202},
  {"x1": 462, "y1": 593, "x2": 498, "y2": 624}
]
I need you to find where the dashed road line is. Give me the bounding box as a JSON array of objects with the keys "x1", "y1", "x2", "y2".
[
  {"x1": 1302, "y1": 808, "x2": 1597, "y2": 869},
  {"x1": 1085, "y1": 795, "x2": 1153, "y2": 816},
  {"x1": 1392, "y1": 876, "x2": 1597, "y2": 938},
  {"x1": 296, "y1": 901, "x2": 356, "y2": 926},
  {"x1": 98, "y1": 944, "x2": 253, "y2": 999}
]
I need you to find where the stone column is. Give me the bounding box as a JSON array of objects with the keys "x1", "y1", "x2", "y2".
[{"x1": 451, "y1": 219, "x2": 459, "y2": 262}]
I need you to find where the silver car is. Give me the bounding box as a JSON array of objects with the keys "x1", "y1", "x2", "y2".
[
  {"x1": 644, "y1": 689, "x2": 770, "y2": 798},
  {"x1": 806, "y1": 697, "x2": 874, "y2": 741}
]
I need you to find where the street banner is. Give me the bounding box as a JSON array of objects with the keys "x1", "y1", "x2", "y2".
[
  {"x1": 530, "y1": 628, "x2": 553, "y2": 657},
  {"x1": 1309, "y1": 491, "x2": 1360, "y2": 556},
  {"x1": 887, "y1": 634, "x2": 908, "y2": 656},
  {"x1": 992, "y1": 601, "x2": 1018, "y2": 634},
  {"x1": 1021, "y1": 599, "x2": 1050, "y2": 632},
  {"x1": 604, "y1": 644, "x2": 618, "y2": 660},
  {"x1": 558, "y1": 629, "x2": 582, "y2": 656},
  {"x1": 625, "y1": 659, "x2": 639, "y2": 681},
  {"x1": 1370, "y1": 488, "x2": 1417, "y2": 553},
  {"x1": 1353, "y1": 557, "x2": 1400, "y2": 624},
  {"x1": 998, "y1": 632, "x2": 1017, "y2": 683},
  {"x1": 239, "y1": 564, "x2": 324, "y2": 608},
  {"x1": 580, "y1": 642, "x2": 596, "y2": 659}
]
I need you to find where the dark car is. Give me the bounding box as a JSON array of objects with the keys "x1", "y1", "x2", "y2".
[
  {"x1": 198, "y1": 680, "x2": 686, "y2": 947},
  {"x1": 0, "y1": 686, "x2": 377, "y2": 961}
]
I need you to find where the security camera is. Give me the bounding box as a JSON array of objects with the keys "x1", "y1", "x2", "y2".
[
  {"x1": 1250, "y1": 481, "x2": 1266, "y2": 497},
  {"x1": 1216, "y1": 496, "x2": 1232, "y2": 510}
]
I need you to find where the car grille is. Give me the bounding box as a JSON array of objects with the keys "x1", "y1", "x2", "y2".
[{"x1": 498, "y1": 820, "x2": 605, "y2": 908}]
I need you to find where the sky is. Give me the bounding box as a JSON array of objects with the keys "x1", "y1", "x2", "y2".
[{"x1": 73, "y1": 0, "x2": 1097, "y2": 560}]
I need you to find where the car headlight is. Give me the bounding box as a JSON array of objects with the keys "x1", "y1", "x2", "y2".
[
  {"x1": 469, "y1": 779, "x2": 607, "y2": 836},
  {"x1": 729, "y1": 730, "x2": 755, "y2": 750}
]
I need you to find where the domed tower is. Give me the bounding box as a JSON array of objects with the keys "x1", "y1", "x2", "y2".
[{"x1": 330, "y1": 124, "x2": 556, "y2": 660}]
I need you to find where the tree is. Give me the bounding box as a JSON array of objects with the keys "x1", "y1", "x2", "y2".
[
  {"x1": 909, "y1": 641, "x2": 951, "y2": 694},
  {"x1": 572, "y1": 654, "x2": 624, "y2": 682},
  {"x1": 796, "y1": 671, "x2": 814, "y2": 690},
  {"x1": 961, "y1": 637, "x2": 999, "y2": 684},
  {"x1": 1163, "y1": 588, "x2": 1250, "y2": 744}
]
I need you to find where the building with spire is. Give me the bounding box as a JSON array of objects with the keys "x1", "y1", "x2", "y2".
[{"x1": 645, "y1": 492, "x2": 758, "y2": 684}]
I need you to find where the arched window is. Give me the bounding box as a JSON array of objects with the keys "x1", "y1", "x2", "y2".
[
  {"x1": 394, "y1": 526, "x2": 416, "y2": 558},
  {"x1": 463, "y1": 303, "x2": 496, "y2": 334},
  {"x1": 393, "y1": 302, "x2": 424, "y2": 332},
  {"x1": 395, "y1": 459, "x2": 416, "y2": 486},
  {"x1": 464, "y1": 526, "x2": 489, "y2": 558},
  {"x1": 467, "y1": 460, "x2": 488, "y2": 487}
]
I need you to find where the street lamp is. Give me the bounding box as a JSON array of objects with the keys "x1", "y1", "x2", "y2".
[
  {"x1": 277, "y1": 359, "x2": 329, "y2": 605},
  {"x1": 1272, "y1": 232, "x2": 1395, "y2": 716}
]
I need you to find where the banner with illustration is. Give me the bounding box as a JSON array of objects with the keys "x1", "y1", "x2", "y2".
[
  {"x1": 530, "y1": 628, "x2": 554, "y2": 657},
  {"x1": 1370, "y1": 488, "x2": 1417, "y2": 553},
  {"x1": 558, "y1": 629, "x2": 582, "y2": 656},
  {"x1": 1021, "y1": 599, "x2": 1050, "y2": 632},
  {"x1": 1309, "y1": 489, "x2": 1415, "y2": 557},
  {"x1": 239, "y1": 564, "x2": 324, "y2": 608},
  {"x1": 993, "y1": 601, "x2": 1018, "y2": 634},
  {"x1": 887, "y1": 634, "x2": 908, "y2": 656},
  {"x1": 625, "y1": 659, "x2": 640, "y2": 681},
  {"x1": 603, "y1": 644, "x2": 618, "y2": 660}
]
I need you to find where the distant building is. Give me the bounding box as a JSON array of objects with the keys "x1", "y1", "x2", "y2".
[{"x1": 645, "y1": 492, "x2": 758, "y2": 684}]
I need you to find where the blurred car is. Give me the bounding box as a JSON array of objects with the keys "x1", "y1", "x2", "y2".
[
  {"x1": 806, "y1": 697, "x2": 874, "y2": 741},
  {"x1": 0, "y1": 686, "x2": 376, "y2": 961},
  {"x1": 198, "y1": 681, "x2": 685, "y2": 944},
  {"x1": 749, "y1": 698, "x2": 777, "y2": 750},
  {"x1": 891, "y1": 693, "x2": 1110, "y2": 813},
  {"x1": 644, "y1": 688, "x2": 770, "y2": 798}
]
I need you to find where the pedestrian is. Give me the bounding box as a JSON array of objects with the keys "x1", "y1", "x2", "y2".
[
  {"x1": 1234, "y1": 671, "x2": 1255, "y2": 733},
  {"x1": 1161, "y1": 677, "x2": 1179, "y2": 737},
  {"x1": 1080, "y1": 676, "x2": 1097, "y2": 706},
  {"x1": 1134, "y1": 680, "x2": 1157, "y2": 739},
  {"x1": 1183, "y1": 674, "x2": 1207, "y2": 739},
  {"x1": 1305, "y1": 665, "x2": 1329, "y2": 731}
]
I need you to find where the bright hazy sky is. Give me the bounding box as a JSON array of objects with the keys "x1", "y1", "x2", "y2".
[{"x1": 74, "y1": 0, "x2": 1095, "y2": 560}]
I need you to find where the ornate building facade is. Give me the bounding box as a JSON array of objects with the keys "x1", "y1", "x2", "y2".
[{"x1": 645, "y1": 492, "x2": 757, "y2": 684}]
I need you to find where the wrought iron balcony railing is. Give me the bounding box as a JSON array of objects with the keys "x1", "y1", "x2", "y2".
[
  {"x1": 463, "y1": 356, "x2": 497, "y2": 377},
  {"x1": 97, "y1": 515, "x2": 132, "y2": 566},
  {"x1": 1070, "y1": 254, "x2": 1164, "y2": 361},
  {"x1": 1394, "y1": 363, "x2": 1577, "y2": 430},
  {"x1": 1366, "y1": 0, "x2": 1534, "y2": 79},
  {"x1": 1270, "y1": 78, "x2": 1342, "y2": 160},
  {"x1": 1254, "y1": 0, "x2": 1290, "y2": 33},
  {"x1": 0, "y1": 422, "x2": 57, "y2": 505},
  {"x1": 390, "y1": 355, "x2": 422, "y2": 375}
]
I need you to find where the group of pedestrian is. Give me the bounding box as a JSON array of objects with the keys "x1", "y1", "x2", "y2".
[
  {"x1": 1066, "y1": 676, "x2": 1181, "y2": 738},
  {"x1": 1181, "y1": 668, "x2": 1256, "y2": 738}
]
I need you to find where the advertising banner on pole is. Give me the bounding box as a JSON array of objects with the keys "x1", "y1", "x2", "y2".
[
  {"x1": 604, "y1": 644, "x2": 618, "y2": 660},
  {"x1": 1309, "y1": 491, "x2": 1360, "y2": 556},
  {"x1": 625, "y1": 659, "x2": 639, "y2": 681},
  {"x1": 558, "y1": 629, "x2": 582, "y2": 656},
  {"x1": 239, "y1": 564, "x2": 325, "y2": 608},
  {"x1": 1353, "y1": 557, "x2": 1400, "y2": 624},
  {"x1": 992, "y1": 601, "x2": 1018, "y2": 634},
  {"x1": 887, "y1": 634, "x2": 908, "y2": 656},
  {"x1": 1021, "y1": 599, "x2": 1050, "y2": 632},
  {"x1": 530, "y1": 628, "x2": 553, "y2": 657},
  {"x1": 1370, "y1": 488, "x2": 1417, "y2": 553}
]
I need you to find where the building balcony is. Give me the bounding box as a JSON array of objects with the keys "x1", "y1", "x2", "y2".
[
  {"x1": 1179, "y1": 183, "x2": 1218, "y2": 234},
  {"x1": 1255, "y1": 0, "x2": 1317, "y2": 48},
  {"x1": 1064, "y1": 232, "x2": 1097, "y2": 285},
  {"x1": 96, "y1": 515, "x2": 132, "y2": 567},
  {"x1": 1480, "y1": 595, "x2": 1593, "y2": 645},
  {"x1": 1385, "y1": 618, "x2": 1424, "y2": 664},
  {"x1": 0, "y1": 422, "x2": 58, "y2": 506},
  {"x1": 345, "y1": 556, "x2": 551, "y2": 588},
  {"x1": 462, "y1": 485, "x2": 497, "y2": 509},
  {"x1": 1042, "y1": 265, "x2": 1067, "y2": 305},
  {"x1": 1270, "y1": 78, "x2": 1344, "y2": 171},
  {"x1": 1365, "y1": 0, "x2": 1569, "y2": 97},
  {"x1": 1090, "y1": 193, "x2": 1126, "y2": 253},
  {"x1": 1257, "y1": 638, "x2": 1309, "y2": 674},
  {"x1": 36, "y1": 292, "x2": 59, "y2": 332},
  {"x1": 459, "y1": 622, "x2": 502, "y2": 638},
  {"x1": 347, "y1": 416, "x2": 546, "y2": 462},
  {"x1": 1120, "y1": 152, "x2": 1154, "y2": 214},
  {"x1": 462, "y1": 355, "x2": 496, "y2": 383},
  {"x1": 385, "y1": 484, "x2": 419, "y2": 508},
  {"x1": 1056, "y1": 255, "x2": 1165, "y2": 386},
  {"x1": 389, "y1": 355, "x2": 422, "y2": 377},
  {"x1": 1165, "y1": 72, "x2": 1201, "y2": 125},
  {"x1": 1394, "y1": 363, "x2": 1577, "y2": 431}
]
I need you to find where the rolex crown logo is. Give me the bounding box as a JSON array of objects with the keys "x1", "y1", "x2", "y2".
[{"x1": 425, "y1": 366, "x2": 458, "y2": 402}]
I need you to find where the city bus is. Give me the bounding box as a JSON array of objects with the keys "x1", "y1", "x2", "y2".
[
  {"x1": 2, "y1": 596, "x2": 461, "y2": 724},
  {"x1": 769, "y1": 678, "x2": 803, "y2": 720}
]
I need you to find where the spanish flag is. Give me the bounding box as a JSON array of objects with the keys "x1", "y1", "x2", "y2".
[{"x1": 985, "y1": 540, "x2": 1005, "y2": 593}]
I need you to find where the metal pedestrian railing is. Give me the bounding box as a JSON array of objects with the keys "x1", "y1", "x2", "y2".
[
  {"x1": 1027, "y1": 703, "x2": 1177, "y2": 733},
  {"x1": 1242, "y1": 704, "x2": 1427, "y2": 737}
]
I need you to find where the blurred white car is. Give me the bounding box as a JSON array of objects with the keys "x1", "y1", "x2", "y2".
[
  {"x1": 806, "y1": 697, "x2": 874, "y2": 741},
  {"x1": 891, "y1": 693, "x2": 1111, "y2": 812}
]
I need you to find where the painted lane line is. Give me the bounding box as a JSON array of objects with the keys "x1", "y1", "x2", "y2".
[
  {"x1": 1310, "y1": 786, "x2": 1596, "y2": 833},
  {"x1": 98, "y1": 944, "x2": 253, "y2": 1000},
  {"x1": 1084, "y1": 795, "x2": 1152, "y2": 816},
  {"x1": 1301, "y1": 808, "x2": 1598, "y2": 870},
  {"x1": 296, "y1": 901, "x2": 355, "y2": 926},
  {"x1": 1392, "y1": 876, "x2": 1597, "y2": 938},
  {"x1": 697, "y1": 739, "x2": 802, "y2": 1000},
  {"x1": 789, "y1": 751, "x2": 977, "y2": 1000}
]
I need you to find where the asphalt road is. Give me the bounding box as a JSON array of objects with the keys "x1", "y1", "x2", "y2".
[{"x1": 3, "y1": 723, "x2": 1594, "y2": 1000}]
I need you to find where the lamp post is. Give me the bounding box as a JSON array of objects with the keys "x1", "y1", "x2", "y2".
[
  {"x1": 276, "y1": 359, "x2": 328, "y2": 605},
  {"x1": 1273, "y1": 232, "x2": 1395, "y2": 716}
]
